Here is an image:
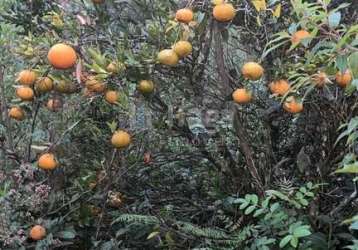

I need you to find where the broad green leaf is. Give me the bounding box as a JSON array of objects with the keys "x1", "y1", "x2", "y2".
[
  {"x1": 245, "y1": 205, "x2": 256, "y2": 215},
  {"x1": 348, "y1": 52, "x2": 358, "y2": 78},
  {"x1": 328, "y1": 11, "x2": 341, "y2": 28},
  {"x1": 293, "y1": 226, "x2": 311, "y2": 238},
  {"x1": 279, "y1": 235, "x2": 292, "y2": 248},
  {"x1": 290, "y1": 236, "x2": 299, "y2": 248},
  {"x1": 335, "y1": 163, "x2": 358, "y2": 174}
]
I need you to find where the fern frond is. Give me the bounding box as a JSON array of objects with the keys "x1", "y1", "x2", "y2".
[{"x1": 111, "y1": 213, "x2": 159, "y2": 226}]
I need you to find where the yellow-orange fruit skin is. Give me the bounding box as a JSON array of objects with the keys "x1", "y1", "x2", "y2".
[
  {"x1": 29, "y1": 225, "x2": 46, "y2": 241},
  {"x1": 283, "y1": 98, "x2": 303, "y2": 114},
  {"x1": 9, "y1": 107, "x2": 25, "y2": 121},
  {"x1": 269, "y1": 79, "x2": 290, "y2": 96},
  {"x1": 291, "y1": 30, "x2": 310, "y2": 45},
  {"x1": 38, "y1": 153, "x2": 58, "y2": 170},
  {"x1": 48, "y1": 43, "x2": 77, "y2": 69},
  {"x1": 111, "y1": 130, "x2": 131, "y2": 148},
  {"x1": 138, "y1": 80, "x2": 154, "y2": 94},
  {"x1": 16, "y1": 87, "x2": 34, "y2": 101},
  {"x1": 213, "y1": 3, "x2": 236, "y2": 22},
  {"x1": 175, "y1": 9, "x2": 194, "y2": 23},
  {"x1": 17, "y1": 70, "x2": 37, "y2": 86},
  {"x1": 105, "y1": 90, "x2": 119, "y2": 104},
  {"x1": 232, "y1": 88, "x2": 252, "y2": 104},
  {"x1": 335, "y1": 69, "x2": 352, "y2": 88},
  {"x1": 158, "y1": 49, "x2": 179, "y2": 66},
  {"x1": 241, "y1": 62, "x2": 264, "y2": 80},
  {"x1": 173, "y1": 41, "x2": 192, "y2": 58},
  {"x1": 36, "y1": 77, "x2": 53, "y2": 92}
]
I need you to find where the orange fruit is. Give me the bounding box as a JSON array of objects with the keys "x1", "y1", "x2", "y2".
[
  {"x1": 175, "y1": 8, "x2": 194, "y2": 23},
  {"x1": 241, "y1": 62, "x2": 264, "y2": 80},
  {"x1": 38, "y1": 153, "x2": 58, "y2": 170},
  {"x1": 173, "y1": 41, "x2": 192, "y2": 58},
  {"x1": 92, "y1": 0, "x2": 104, "y2": 3},
  {"x1": 269, "y1": 79, "x2": 290, "y2": 96},
  {"x1": 17, "y1": 70, "x2": 37, "y2": 86},
  {"x1": 105, "y1": 90, "x2": 119, "y2": 104},
  {"x1": 48, "y1": 43, "x2": 77, "y2": 69},
  {"x1": 212, "y1": 0, "x2": 225, "y2": 5},
  {"x1": 335, "y1": 69, "x2": 352, "y2": 88},
  {"x1": 29, "y1": 225, "x2": 46, "y2": 241},
  {"x1": 283, "y1": 97, "x2": 303, "y2": 114},
  {"x1": 86, "y1": 77, "x2": 106, "y2": 93},
  {"x1": 111, "y1": 130, "x2": 131, "y2": 148},
  {"x1": 8, "y1": 106, "x2": 25, "y2": 121},
  {"x1": 47, "y1": 98, "x2": 62, "y2": 112},
  {"x1": 35, "y1": 77, "x2": 53, "y2": 93},
  {"x1": 106, "y1": 62, "x2": 125, "y2": 74},
  {"x1": 138, "y1": 80, "x2": 154, "y2": 94},
  {"x1": 213, "y1": 3, "x2": 236, "y2": 22},
  {"x1": 291, "y1": 30, "x2": 310, "y2": 45},
  {"x1": 232, "y1": 88, "x2": 252, "y2": 104},
  {"x1": 16, "y1": 86, "x2": 34, "y2": 101},
  {"x1": 158, "y1": 49, "x2": 179, "y2": 66},
  {"x1": 312, "y1": 72, "x2": 329, "y2": 88}
]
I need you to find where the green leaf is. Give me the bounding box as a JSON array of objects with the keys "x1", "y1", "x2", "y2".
[
  {"x1": 279, "y1": 235, "x2": 292, "y2": 248},
  {"x1": 348, "y1": 52, "x2": 358, "y2": 79},
  {"x1": 147, "y1": 231, "x2": 160, "y2": 240},
  {"x1": 57, "y1": 230, "x2": 76, "y2": 240},
  {"x1": 253, "y1": 208, "x2": 265, "y2": 217},
  {"x1": 245, "y1": 205, "x2": 256, "y2": 215},
  {"x1": 328, "y1": 11, "x2": 341, "y2": 28},
  {"x1": 251, "y1": 194, "x2": 259, "y2": 206},
  {"x1": 293, "y1": 226, "x2": 311, "y2": 238},
  {"x1": 239, "y1": 201, "x2": 249, "y2": 210},
  {"x1": 335, "y1": 163, "x2": 358, "y2": 174},
  {"x1": 290, "y1": 236, "x2": 299, "y2": 248}
]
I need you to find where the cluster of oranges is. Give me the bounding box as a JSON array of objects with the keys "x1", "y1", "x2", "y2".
[
  {"x1": 157, "y1": 8, "x2": 194, "y2": 66},
  {"x1": 231, "y1": 28, "x2": 353, "y2": 114},
  {"x1": 9, "y1": 42, "x2": 135, "y2": 175}
]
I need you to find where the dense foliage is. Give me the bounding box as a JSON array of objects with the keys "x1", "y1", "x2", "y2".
[{"x1": 0, "y1": 0, "x2": 357, "y2": 249}]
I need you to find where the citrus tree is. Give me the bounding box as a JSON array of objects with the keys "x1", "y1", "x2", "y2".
[{"x1": 0, "y1": 0, "x2": 358, "y2": 249}]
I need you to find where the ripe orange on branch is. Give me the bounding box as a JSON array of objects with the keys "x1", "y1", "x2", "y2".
[
  {"x1": 35, "y1": 77, "x2": 53, "y2": 93},
  {"x1": 291, "y1": 30, "x2": 311, "y2": 45},
  {"x1": 232, "y1": 88, "x2": 252, "y2": 104},
  {"x1": 269, "y1": 79, "x2": 290, "y2": 96},
  {"x1": 105, "y1": 90, "x2": 119, "y2": 104},
  {"x1": 38, "y1": 153, "x2": 58, "y2": 170},
  {"x1": 9, "y1": 107, "x2": 25, "y2": 121},
  {"x1": 29, "y1": 225, "x2": 46, "y2": 241},
  {"x1": 173, "y1": 41, "x2": 192, "y2": 58},
  {"x1": 138, "y1": 80, "x2": 154, "y2": 94},
  {"x1": 158, "y1": 49, "x2": 179, "y2": 66},
  {"x1": 241, "y1": 62, "x2": 264, "y2": 80},
  {"x1": 175, "y1": 8, "x2": 194, "y2": 23},
  {"x1": 213, "y1": 3, "x2": 236, "y2": 22},
  {"x1": 48, "y1": 43, "x2": 77, "y2": 69},
  {"x1": 17, "y1": 70, "x2": 37, "y2": 86},
  {"x1": 335, "y1": 69, "x2": 352, "y2": 87},
  {"x1": 111, "y1": 130, "x2": 131, "y2": 148},
  {"x1": 283, "y1": 97, "x2": 303, "y2": 114},
  {"x1": 16, "y1": 86, "x2": 34, "y2": 101}
]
